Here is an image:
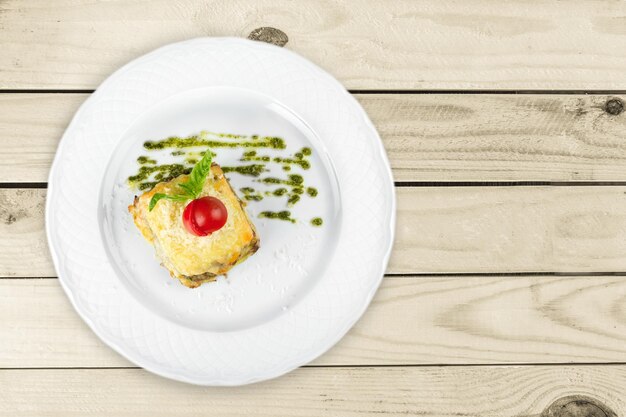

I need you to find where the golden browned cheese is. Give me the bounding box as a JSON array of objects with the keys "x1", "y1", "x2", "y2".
[{"x1": 129, "y1": 164, "x2": 260, "y2": 288}]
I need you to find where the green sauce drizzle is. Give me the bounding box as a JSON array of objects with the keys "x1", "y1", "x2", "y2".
[
  {"x1": 138, "y1": 181, "x2": 159, "y2": 191},
  {"x1": 259, "y1": 211, "x2": 296, "y2": 223},
  {"x1": 143, "y1": 133, "x2": 285, "y2": 150},
  {"x1": 272, "y1": 156, "x2": 310, "y2": 170},
  {"x1": 244, "y1": 195, "x2": 263, "y2": 201},
  {"x1": 266, "y1": 188, "x2": 288, "y2": 196},
  {"x1": 241, "y1": 151, "x2": 271, "y2": 162},
  {"x1": 311, "y1": 217, "x2": 323, "y2": 227},
  {"x1": 243, "y1": 148, "x2": 312, "y2": 170},
  {"x1": 128, "y1": 132, "x2": 322, "y2": 224},
  {"x1": 222, "y1": 164, "x2": 266, "y2": 177},
  {"x1": 137, "y1": 156, "x2": 156, "y2": 164},
  {"x1": 128, "y1": 164, "x2": 191, "y2": 189},
  {"x1": 257, "y1": 174, "x2": 307, "y2": 206},
  {"x1": 259, "y1": 174, "x2": 303, "y2": 186},
  {"x1": 240, "y1": 187, "x2": 264, "y2": 201},
  {"x1": 287, "y1": 195, "x2": 300, "y2": 205}
]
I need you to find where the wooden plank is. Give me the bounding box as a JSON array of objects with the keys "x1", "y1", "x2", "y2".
[
  {"x1": 1, "y1": 94, "x2": 626, "y2": 183},
  {"x1": 0, "y1": 94, "x2": 84, "y2": 183},
  {"x1": 0, "y1": 366, "x2": 624, "y2": 416},
  {"x1": 1, "y1": 1, "x2": 626, "y2": 90},
  {"x1": 392, "y1": 186, "x2": 626, "y2": 273},
  {"x1": 0, "y1": 189, "x2": 49, "y2": 276},
  {"x1": 364, "y1": 94, "x2": 626, "y2": 182},
  {"x1": 4, "y1": 187, "x2": 626, "y2": 277},
  {"x1": 4, "y1": 276, "x2": 626, "y2": 368}
]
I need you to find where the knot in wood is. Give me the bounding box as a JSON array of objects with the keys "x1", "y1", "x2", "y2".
[
  {"x1": 541, "y1": 395, "x2": 617, "y2": 417},
  {"x1": 247, "y1": 27, "x2": 288, "y2": 47},
  {"x1": 605, "y1": 98, "x2": 624, "y2": 116}
]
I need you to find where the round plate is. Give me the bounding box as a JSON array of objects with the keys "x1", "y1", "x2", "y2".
[{"x1": 46, "y1": 38, "x2": 395, "y2": 385}]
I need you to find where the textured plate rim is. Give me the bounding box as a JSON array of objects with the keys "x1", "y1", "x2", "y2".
[{"x1": 45, "y1": 37, "x2": 396, "y2": 385}]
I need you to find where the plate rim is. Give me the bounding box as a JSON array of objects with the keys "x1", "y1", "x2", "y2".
[{"x1": 45, "y1": 37, "x2": 396, "y2": 385}]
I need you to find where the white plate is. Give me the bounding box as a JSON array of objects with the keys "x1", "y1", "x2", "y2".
[{"x1": 46, "y1": 38, "x2": 395, "y2": 385}]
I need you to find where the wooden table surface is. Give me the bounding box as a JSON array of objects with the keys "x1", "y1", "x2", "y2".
[{"x1": 2, "y1": 1, "x2": 626, "y2": 416}]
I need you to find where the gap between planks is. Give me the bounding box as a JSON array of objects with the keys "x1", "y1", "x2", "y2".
[
  {"x1": 2, "y1": 89, "x2": 626, "y2": 95},
  {"x1": 5, "y1": 362, "x2": 626, "y2": 371},
  {"x1": 6, "y1": 271, "x2": 626, "y2": 280},
  {"x1": 10, "y1": 182, "x2": 626, "y2": 189}
]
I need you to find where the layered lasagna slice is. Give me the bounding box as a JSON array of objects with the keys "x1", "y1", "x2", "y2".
[{"x1": 129, "y1": 164, "x2": 259, "y2": 288}]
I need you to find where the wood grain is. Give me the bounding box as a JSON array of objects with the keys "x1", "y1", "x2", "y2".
[
  {"x1": 3, "y1": 276, "x2": 626, "y2": 368},
  {"x1": 4, "y1": 0, "x2": 626, "y2": 411},
  {"x1": 1, "y1": 94, "x2": 625, "y2": 183},
  {"x1": 4, "y1": 186, "x2": 626, "y2": 277},
  {"x1": 0, "y1": 186, "x2": 626, "y2": 276},
  {"x1": 1, "y1": 1, "x2": 626, "y2": 90},
  {"x1": 363, "y1": 94, "x2": 626, "y2": 182},
  {"x1": 0, "y1": 189, "x2": 48, "y2": 276},
  {"x1": 393, "y1": 186, "x2": 626, "y2": 273},
  {"x1": 0, "y1": 94, "x2": 83, "y2": 183},
  {"x1": 0, "y1": 366, "x2": 624, "y2": 416}
]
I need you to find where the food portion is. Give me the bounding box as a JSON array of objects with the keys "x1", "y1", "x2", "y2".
[
  {"x1": 129, "y1": 150, "x2": 259, "y2": 288},
  {"x1": 126, "y1": 130, "x2": 327, "y2": 288}
]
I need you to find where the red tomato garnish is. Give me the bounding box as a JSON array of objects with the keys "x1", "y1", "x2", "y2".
[{"x1": 182, "y1": 196, "x2": 228, "y2": 236}]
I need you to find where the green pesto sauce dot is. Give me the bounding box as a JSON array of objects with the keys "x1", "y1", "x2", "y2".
[
  {"x1": 244, "y1": 195, "x2": 263, "y2": 201},
  {"x1": 222, "y1": 164, "x2": 266, "y2": 177},
  {"x1": 311, "y1": 217, "x2": 323, "y2": 226},
  {"x1": 289, "y1": 174, "x2": 303, "y2": 185},
  {"x1": 137, "y1": 156, "x2": 156, "y2": 164},
  {"x1": 259, "y1": 211, "x2": 295, "y2": 223},
  {"x1": 287, "y1": 194, "x2": 301, "y2": 205}
]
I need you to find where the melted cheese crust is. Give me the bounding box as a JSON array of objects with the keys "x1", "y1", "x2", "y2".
[{"x1": 129, "y1": 164, "x2": 259, "y2": 287}]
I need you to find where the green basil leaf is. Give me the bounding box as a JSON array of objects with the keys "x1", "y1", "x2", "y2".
[
  {"x1": 183, "y1": 149, "x2": 213, "y2": 198},
  {"x1": 149, "y1": 193, "x2": 189, "y2": 211},
  {"x1": 177, "y1": 182, "x2": 196, "y2": 195},
  {"x1": 147, "y1": 147, "x2": 213, "y2": 211}
]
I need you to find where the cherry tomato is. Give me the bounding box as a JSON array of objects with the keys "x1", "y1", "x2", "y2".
[{"x1": 182, "y1": 196, "x2": 228, "y2": 236}]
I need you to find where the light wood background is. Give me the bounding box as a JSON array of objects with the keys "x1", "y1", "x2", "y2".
[{"x1": 1, "y1": 1, "x2": 626, "y2": 416}]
